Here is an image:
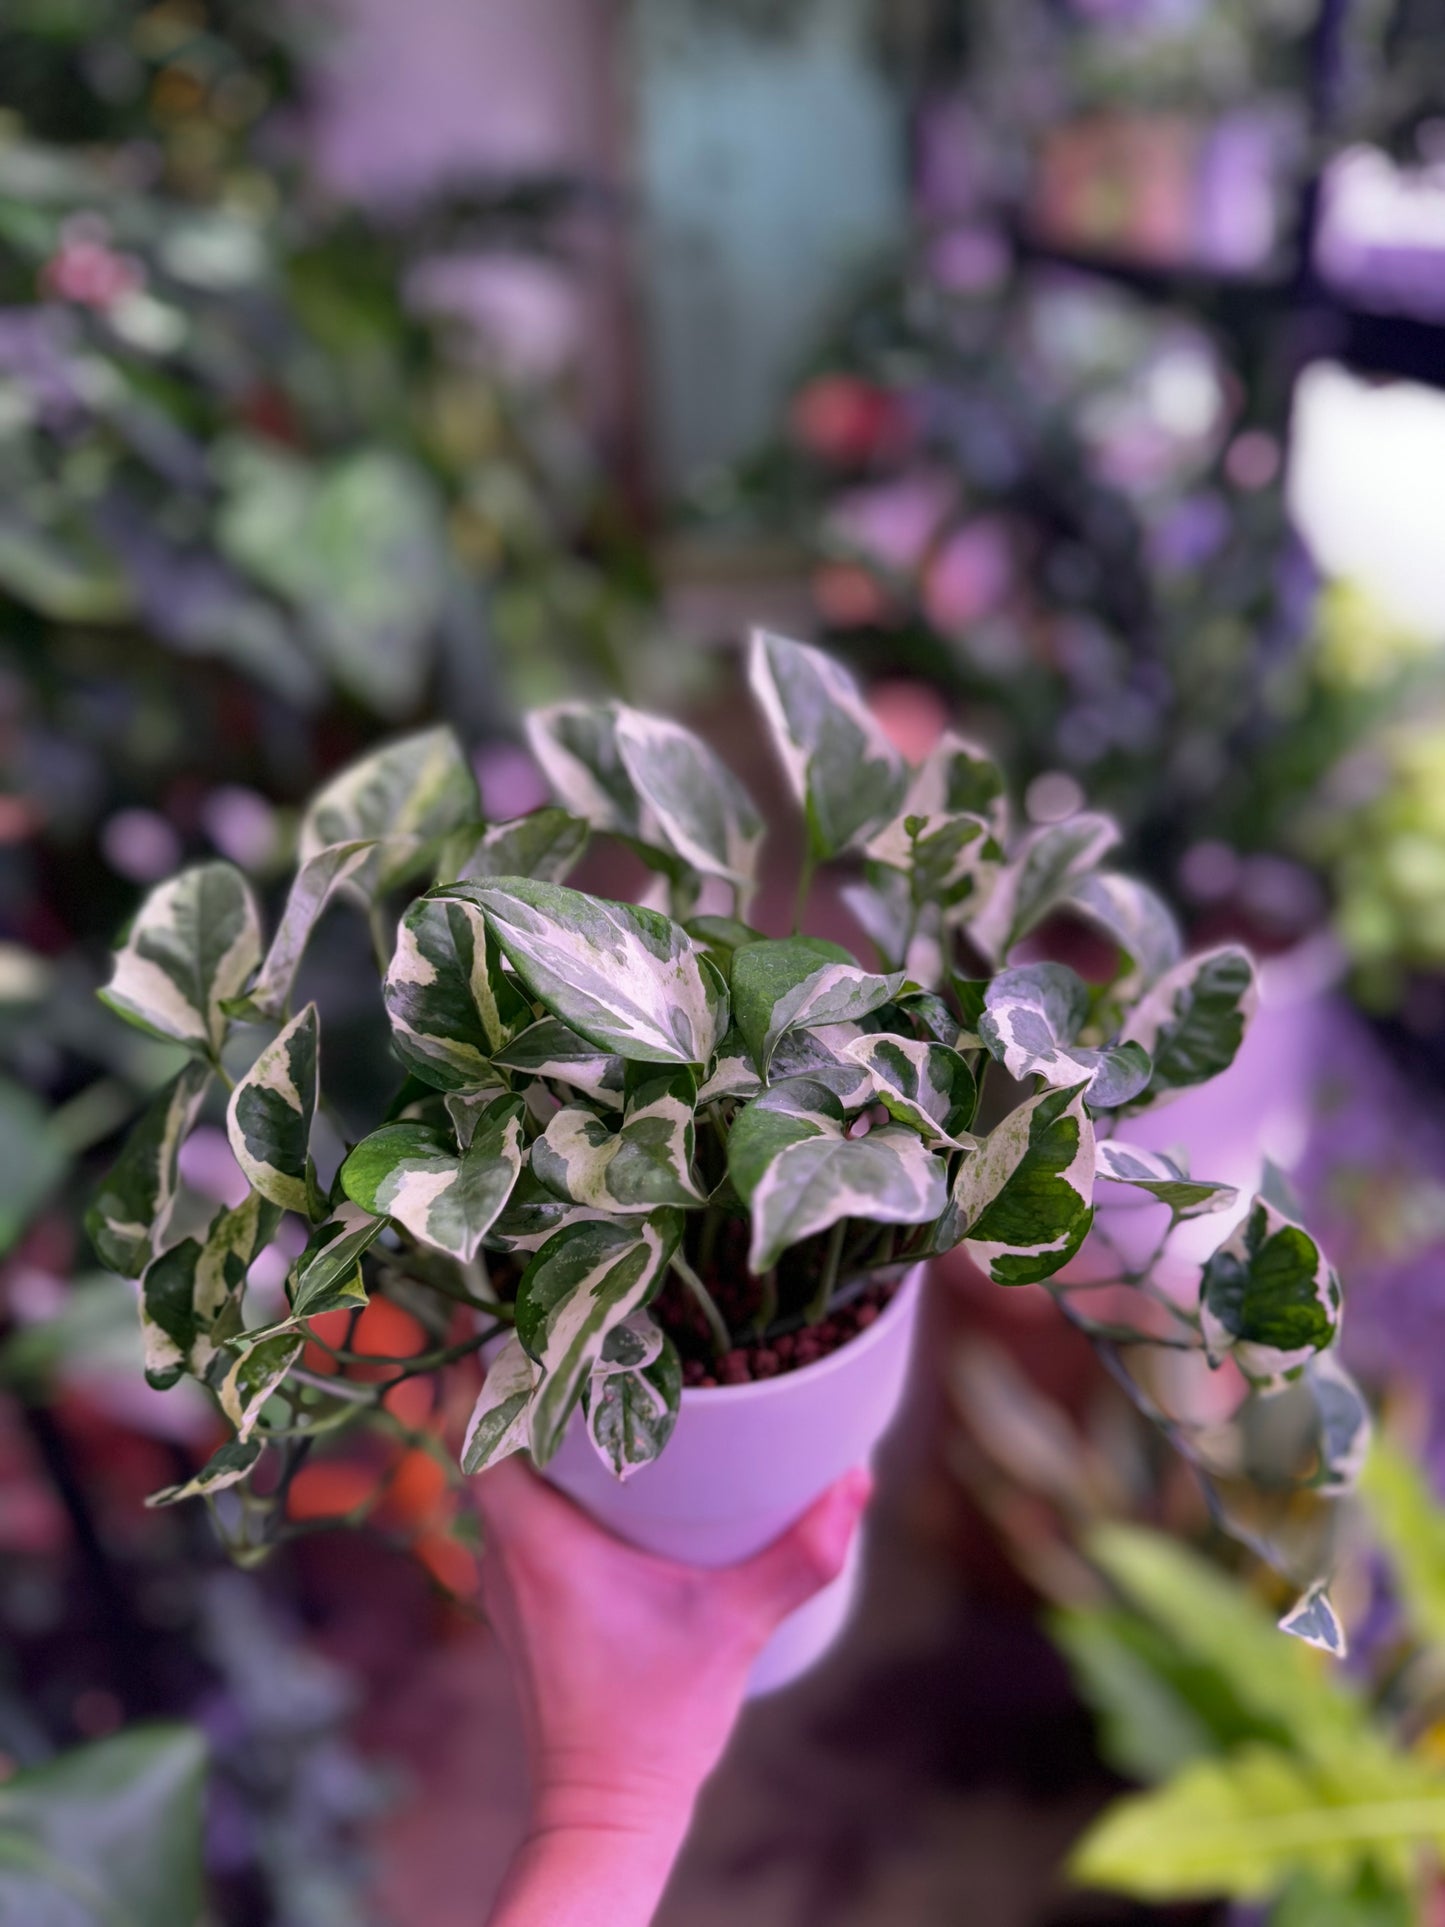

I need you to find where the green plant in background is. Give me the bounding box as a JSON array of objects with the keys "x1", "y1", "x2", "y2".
[
  {"x1": 1059, "y1": 1440, "x2": 1445, "y2": 1919},
  {"x1": 88, "y1": 632, "x2": 1358, "y2": 1626}
]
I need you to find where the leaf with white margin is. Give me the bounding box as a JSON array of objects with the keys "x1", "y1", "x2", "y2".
[
  {"x1": 444, "y1": 1083, "x2": 511, "y2": 1149},
  {"x1": 299, "y1": 725, "x2": 478, "y2": 897},
  {"x1": 101, "y1": 861, "x2": 261, "y2": 1054},
  {"x1": 290, "y1": 1202, "x2": 381, "y2": 1317},
  {"x1": 865, "y1": 806, "x2": 999, "y2": 913},
  {"x1": 453, "y1": 877, "x2": 728, "y2": 1066},
  {"x1": 1122, "y1": 947, "x2": 1259, "y2": 1109},
  {"x1": 874, "y1": 730, "x2": 1007, "y2": 841},
  {"x1": 1095, "y1": 1141, "x2": 1238, "y2": 1221},
  {"x1": 1276, "y1": 1587, "x2": 1345, "y2": 1657},
  {"x1": 454, "y1": 807, "x2": 589, "y2": 885},
  {"x1": 340, "y1": 1098, "x2": 525, "y2": 1262},
  {"x1": 770, "y1": 1022, "x2": 877, "y2": 1108},
  {"x1": 1065, "y1": 871, "x2": 1182, "y2": 996},
  {"x1": 140, "y1": 1190, "x2": 281, "y2": 1388},
  {"x1": 493, "y1": 1017, "x2": 625, "y2": 1111},
  {"x1": 748, "y1": 629, "x2": 906, "y2": 858},
  {"x1": 1302, "y1": 1352, "x2": 1371, "y2": 1494},
  {"x1": 146, "y1": 1435, "x2": 264, "y2": 1508},
  {"x1": 483, "y1": 1169, "x2": 612, "y2": 1254},
  {"x1": 526, "y1": 701, "x2": 658, "y2": 841},
  {"x1": 843, "y1": 1034, "x2": 977, "y2": 1147},
  {"x1": 460, "y1": 1334, "x2": 538, "y2": 1472},
  {"x1": 967, "y1": 814, "x2": 1121, "y2": 964},
  {"x1": 585, "y1": 1332, "x2": 682, "y2": 1480},
  {"x1": 242, "y1": 839, "x2": 377, "y2": 1020},
  {"x1": 727, "y1": 1078, "x2": 844, "y2": 1201},
  {"x1": 943, "y1": 1083, "x2": 1095, "y2": 1285},
  {"x1": 730, "y1": 936, "x2": 904, "y2": 1075},
  {"x1": 86, "y1": 1059, "x2": 211, "y2": 1278},
  {"x1": 532, "y1": 1067, "x2": 705, "y2": 1214},
  {"x1": 384, "y1": 894, "x2": 517, "y2": 1092},
  {"x1": 696, "y1": 1029, "x2": 763, "y2": 1104},
  {"x1": 979, "y1": 964, "x2": 1152, "y2": 1109},
  {"x1": 516, "y1": 1212, "x2": 682, "y2": 1464},
  {"x1": 746, "y1": 1121, "x2": 947, "y2": 1274},
  {"x1": 226, "y1": 1004, "x2": 318, "y2": 1215},
  {"x1": 1199, "y1": 1197, "x2": 1340, "y2": 1388},
  {"x1": 217, "y1": 1327, "x2": 305, "y2": 1442},
  {"x1": 591, "y1": 1309, "x2": 667, "y2": 1378},
  {"x1": 614, "y1": 705, "x2": 765, "y2": 892}
]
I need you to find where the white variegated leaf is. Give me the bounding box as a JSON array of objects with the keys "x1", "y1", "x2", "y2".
[
  {"x1": 86, "y1": 1059, "x2": 211, "y2": 1278},
  {"x1": 943, "y1": 1083, "x2": 1095, "y2": 1285},
  {"x1": 140, "y1": 1190, "x2": 280, "y2": 1387},
  {"x1": 842, "y1": 1033, "x2": 977, "y2": 1147},
  {"x1": 483, "y1": 1169, "x2": 613, "y2": 1254},
  {"x1": 384, "y1": 893, "x2": 513, "y2": 1091},
  {"x1": 454, "y1": 807, "x2": 589, "y2": 886},
  {"x1": 1095, "y1": 1141, "x2": 1238, "y2": 1221},
  {"x1": 460, "y1": 1335, "x2": 538, "y2": 1473},
  {"x1": 592, "y1": 1309, "x2": 667, "y2": 1378},
  {"x1": 340, "y1": 1098, "x2": 526, "y2": 1262},
  {"x1": 244, "y1": 840, "x2": 377, "y2": 1020},
  {"x1": 746, "y1": 1123, "x2": 946, "y2": 1274},
  {"x1": 726, "y1": 1077, "x2": 845, "y2": 1203},
  {"x1": 1065, "y1": 871, "x2": 1182, "y2": 996},
  {"x1": 493, "y1": 1017, "x2": 625, "y2": 1110},
  {"x1": 748, "y1": 629, "x2": 907, "y2": 858},
  {"x1": 226, "y1": 1004, "x2": 318, "y2": 1215},
  {"x1": 978, "y1": 964, "x2": 1152, "y2": 1109},
  {"x1": 290, "y1": 1202, "x2": 381, "y2": 1318},
  {"x1": 526, "y1": 701, "x2": 660, "y2": 842},
  {"x1": 967, "y1": 813, "x2": 1121, "y2": 964},
  {"x1": 770, "y1": 1022, "x2": 877, "y2": 1107},
  {"x1": 516, "y1": 1213, "x2": 682, "y2": 1464},
  {"x1": 1122, "y1": 947, "x2": 1259, "y2": 1110},
  {"x1": 1277, "y1": 1586, "x2": 1345, "y2": 1656},
  {"x1": 299, "y1": 726, "x2": 478, "y2": 897},
  {"x1": 730, "y1": 936, "x2": 903, "y2": 1075},
  {"x1": 146, "y1": 1435, "x2": 264, "y2": 1508},
  {"x1": 217, "y1": 1326, "x2": 305, "y2": 1442},
  {"x1": 613, "y1": 705, "x2": 764, "y2": 892},
  {"x1": 532, "y1": 1068, "x2": 704, "y2": 1213},
  {"x1": 1304, "y1": 1352, "x2": 1371, "y2": 1495},
  {"x1": 1199, "y1": 1197, "x2": 1341, "y2": 1388},
  {"x1": 696, "y1": 1030, "x2": 763, "y2": 1104},
  {"x1": 585, "y1": 1332, "x2": 682, "y2": 1480},
  {"x1": 454, "y1": 878, "x2": 728, "y2": 1065},
  {"x1": 101, "y1": 862, "x2": 261, "y2": 1054},
  {"x1": 445, "y1": 1084, "x2": 511, "y2": 1149}
]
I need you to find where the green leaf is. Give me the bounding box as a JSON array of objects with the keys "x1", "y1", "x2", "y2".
[
  {"x1": 1094, "y1": 1140, "x2": 1238, "y2": 1221},
  {"x1": 532, "y1": 1067, "x2": 705, "y2": 1213},
  {"x1": 225, "y1": 1004, "x2": 318, "y2": 1215},
  {"x1": 290, "y1": 1203, "x2": 381, "y2": 1318},
  {"x1": 216, "y1": 1327, "x2": 304, "y2": 1441},
  {"x1": 1122, "y1": 946, "x2": 1259, "y2": 1109},
  {"x1": 85, "y1": 1061, "x2": 211, "y2": 1278},
  {"x1": 696, "y1": 1028, "x2": 765, "y2": 1104},
  {"x1": 968, "y1": 813, "x2": 1120, "y2": 962},
  {"x1": 683, "y1": 916, "x2": 766, "y2": 976},
  {"x1": 767, "y1": 1022, "x2": 878, "y2": 1106},
  {"x1": 492, "y1": 1017, "x2": 625, "y2": 1110},
  {"x1": 942, "y1": 1083, "x2": 1095, "y2": 1284},
  {"x1": 140, "y1": 1191, "x2": 280, "y2": 1389},
  {"x1": 525, "y1": 701, "x2": 656, "y2": 841},
  {"x1": 1359, "y1": 1440, "x2": 1445, "y2": 1652},
  {"x1": 841, "y1": 1033, "x2": 977, "y2": 1146},
  {"x1": 100, "y1": 861, "x2": 261, "y2": 1054},
  {"x1": 145, "y1": 1435, "x2": 264, "y2": 1508},
  {"x1": 339, "y1": 1097, "x2": 525, "y2": 1262},
  {"x1": 865, "y1": 807, "x2": 998, "y2": 914},
  {"x1": 1065, "y1": 871, "x2": 1183, "y2": 994},
  {"x1": 299, "y1": 726, "x2": 478, "y2": 898},
  {"x1": 0, "y1": 1077, "x2": 65, "y2": 1258},
  {"x1": 1069, "y1": 1740, "x2": 1445, "y2": 1902},
  {"x1": 242, "y1": 839, "x2": 378, "y2": 1020},
  {"x1": 1200, "y1": 1198, "x2": 1341, "y2": 1387},
  {"x1": 613, "y1": 705, "x2": 764, "y2": 893},
  {"x1": 455, "y1": 807, "x2": 589, "y2": 885},
  {"x1": 726, "y1": 1078, "x2": 845, "y2": 1201},
  {"x1": 730, "y1": 936, "x2": 903, "y2": 1075},
  {"x1": 516, "y1": 1213, "x2": 682, "y2": 1464},
  {"x1": 585, "y1": 1332, "x2": 683, "y2": 1480},
  {"x1": 452, "y1": 878, "x2": 728, "y2": 1065},
  {"x1": 460, "y1": 1334, "x2": 537, "y2": 1473},
  {"x1": 977, "y1": 964, "x2": 1151, "y2": 1107},
  {"x1": 482, "y1": 1170, "x2": 610, "y2": 1255},
  {"x1": 0, "y1": 1725, "x2": 207, "y2": 1927},
  {"x1": 384, "y1": 894, "x2": 513, "y2": 1091},
  {"x1": 748, "y1": 629, "x2": 906, "y2": 859},
  {"x1": 1271, "y1": 1866, "x2": 1414, "y2": 1927}
]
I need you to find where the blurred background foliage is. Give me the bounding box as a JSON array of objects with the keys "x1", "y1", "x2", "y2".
[{"x1": 4, "y1": 0, "x2": 1445, "y2": 1921}]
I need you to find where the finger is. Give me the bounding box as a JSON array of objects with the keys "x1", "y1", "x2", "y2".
[{"x1": 724, "y1": 1468, "x2": 873, "y2": 1631}]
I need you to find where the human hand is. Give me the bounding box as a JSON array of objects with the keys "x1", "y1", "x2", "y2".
[{"x1": 475, "y1": 1457, "x2": 872, "y2": 1926}]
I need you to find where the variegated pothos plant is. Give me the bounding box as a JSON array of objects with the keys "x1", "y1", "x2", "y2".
[{"x1": 88, "y1": 633, "x2": 1363, "y2": 1632}]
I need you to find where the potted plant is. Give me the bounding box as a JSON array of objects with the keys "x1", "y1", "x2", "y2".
[{"x1": 89, "y1": 632, "x2": 1361, "y2": 1687}]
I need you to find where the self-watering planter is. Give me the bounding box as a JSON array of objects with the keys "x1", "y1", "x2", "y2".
[{"x1": 92, "y1": 629, "x2": 1363, "y2": 1652}]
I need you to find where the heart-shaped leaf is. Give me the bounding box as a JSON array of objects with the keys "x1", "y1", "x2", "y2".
[
  {"x1": 340, "y1": 1096, "x2": 525, "y2": 1261},
  {"x1": 730, "y1": 936, "x2": 903, "y2": 1075},
  {"x1": 299, "y1": 726, "x2": 478, "y2": 897},
  {"x1": 461, "y1": 1334, "x2": 538, "y2": 1473},
  {"x1": 532, "y1": 1067, "x2": 705, "y2": 1213},
  {"x1": 943, "y1": 1083, "x2": 1095, "y2": 1284},
  {"x1": 969, "y1": 813, "x2": 1121, "y2": 963},
  {"x1": 455, "y1": 807, "x2": 589, "y2": 885},
  {"x1": 384, "y1": 894, "x2": 515, "y2": 1091},
  {"x1": 226, "y1": 1004, "x2": 318, "y2": 1215},
  {"x1": 843, "y1": 1033, "x2": 977, "y2": 1146},
  {"x1": 1123, "y1": 947, "x2": 1259, "y2": 1109},
  {"x1": 290, "y1": 1202, "x2": 381, "y2": 1318},
  {"x1": 1199, "y1": 1197, "x2": 1340, "y2": 1388},
  {"x1": 101, "y1": 861, "x2": 261, "y2": 1054},
  {"x1": 1065, "y1": 871, "x2": 1182, "y2": 996},
  {"x1": 585, "y1": 1331, "x2": 683, "y2": 1480},
  {"x1": 86, "y1": 1060, "x2": 211, "y2": 1278},
  {"x1": 140, "y1": 1190, "x2": 280, "y2": 1388},
  {"x1": 492, "y1": 1017, "x2": 625, "y2": 1110}
]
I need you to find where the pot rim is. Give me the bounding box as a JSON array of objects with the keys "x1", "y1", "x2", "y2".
[{"x1": 679, "y1": 1262, "x2": 924, "y2": 1406}]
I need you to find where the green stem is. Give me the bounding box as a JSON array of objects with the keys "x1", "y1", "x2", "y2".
[
  {"x1": 805, "y1": 1218, "x2": 847, "y2": 1325},
  {"x1": 670, "y1": 1250, "x2": 731, "y2": 1358},
  {"x1": 754, "y1": 1268, "x2": 778, "y2": 1340}
]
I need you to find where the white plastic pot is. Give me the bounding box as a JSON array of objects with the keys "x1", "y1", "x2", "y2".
[{"x1": 543, "y1": 1264, "x2": 925, "y2": 1695}]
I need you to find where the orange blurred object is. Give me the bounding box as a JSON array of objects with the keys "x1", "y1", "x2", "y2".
[
  {"x1": 788, "y1": 373, "x2": 912, "y2": 467},
  {"x1": 384, "y1": 1448, "x2": 449, "y2": 1526},
  {"x1": 867, "y1": 679, "x2": 950, "y2": 761},
  {"x1": 413, "y1": 1529, "x2": 478, "y2": 1597},
  {"x1": 288, "y1": 1460, "x2": 380, "y2": 1521}
]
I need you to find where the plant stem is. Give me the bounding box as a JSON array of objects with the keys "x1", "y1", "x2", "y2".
[
  {"x1": 754, "y1": 1268, "x2": 778, "y2": 1340},
  {"x1": 805, "y1": 1218, "x2": 847, "y2": 1325},
  {"x1": 670, "y1": 1250, "x2": 731, "y2": 1358},
  {"x1": 793, "y1": 850, "x2": 817, "y2": 935},
  {"x1": 368, "y1": 903, "x2": 393, "y2": 975}
]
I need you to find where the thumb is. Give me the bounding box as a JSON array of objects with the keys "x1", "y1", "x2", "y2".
[{"x1": 724, "y1": 1468, "x2": 873, "y2": 1633}]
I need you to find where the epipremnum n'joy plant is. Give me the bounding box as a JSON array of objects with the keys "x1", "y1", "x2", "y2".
[{"x1": 89, "y1": 632, "x2": 1365, "y2": 1633}]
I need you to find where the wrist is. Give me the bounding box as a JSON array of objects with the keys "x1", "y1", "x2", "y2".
[{"x1": 530, "y1": 1747, "x2": 703, "y2": 1844}]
